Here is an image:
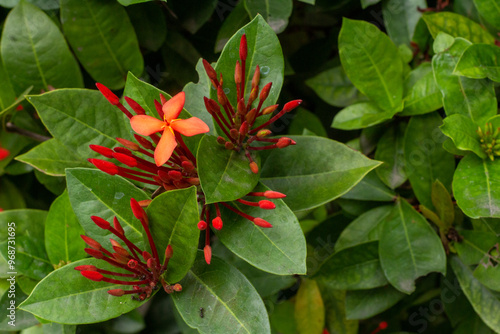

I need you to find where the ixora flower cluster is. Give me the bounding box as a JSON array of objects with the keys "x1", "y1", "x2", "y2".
[
  {"x1": 88, "y1": 34, "x2": 299, "y2": 268},
  {"x1": 76, "y1": 198, "x2": 181, "y2": 300}
]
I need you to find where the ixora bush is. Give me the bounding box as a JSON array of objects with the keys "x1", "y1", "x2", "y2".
[{"x1": 1, "y1": 0, "x2": 500, "y2": 333}]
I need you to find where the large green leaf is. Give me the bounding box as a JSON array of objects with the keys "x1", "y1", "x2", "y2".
[
  {"x1": 339, "y1": 18, "x2": 403, "y2": 111},
  {"x1": 382, "y1": 0, "x2": 426, "y2": 46},
  {"x1": 454, "y1": 230, "x2": 499, "y2": 265},
  {"x1": 331, "y1": 102, "x2": 397, "y2": 130},
  {"x1": 0, "y1": 284, "x2": 38, "y2": 331},
  {"x1": 400, "y1": 70, "x2": 442, "y2": 116},
  {"x1": 314, "y1": 242, "x2": 388, "y2": 290},
  {"x1": 432, "y1": 36, "x2": 497, "y2": 124},
  {"x1": 453, "y1": 154, "x2": 500, "y2": 218},
  {"x1": 374, "y1": 123, "x2": 407, "y2": 189},
  {"x1": 0, "y1": 1, "x2": 83, "y2": 95},
  {"x1": 213, "y1": 15, "x2": 284, "y2": 110},
  {"x1": 475, "y1": 218, "x2": 500, "y2": 236},
  {"x1": 473, "y1": 0, "x2": 500, "y2": 30},
  {"x1": 215, "y1": 183, "x2": 306, "y2": 275},
  {"x1": 379, "y1": 199, "x2": 446, "y2": 294},
  {"x1": 244, "y1": 0, "x2": 292, "y2": 34},
  {"x1": 423, "y1": 12, "x2": 496, "y2": 44},
  {"x1": 451, "y1": 256, "x2": 500, "y2": 333},
  {"x1": 215, "y1": 1, "x2": 250, "y2": 53},
  {"x1": 0, "y1": 53, "x2": 16, "y2": 110},
  {"x1": 60, "y1": 0, "x2": 144, "y2": 90},
  {"x1": 45, "y1": 190, "x2": 86, "y2": 266},
  {"x1": 198, "y1": 135, "x2": 260, "y2": 204},
  {"x1": 345, "y1": 285, "x2": 405, "y2": 320},
  {"x1": 66, "y1": 168, "x2": 149, "y2": 248},
  {"x1": 341, "y1": 171, "x2": 395, "y2": 202},
  {"x1": 316, "y1": 281, "x2": 358, "y2": 334},
  {"x1": 172, "y1": 252, "x2": 271, "y2": 334},
  {"x1": 126, "y1": 2, "x2": 166, "y2": 52},
  {"x1": 19, "y1": 258, "x2": 150, "y2": 324},
  {"x1": 474, "y1": 260, "x2": 500, "y2": 292},
  {"x1": 441, "y1": 114, "x2": 485, "y2": 158},
  {"x1": 306, "y1": 66, "x2": 367, "y2": 108},
  {"x1": 289, "y1": 108, "x2": 327, "y2": 137},
  {"x1": 454, "y1": 44, "x2": 500, "y2": 82},
  {"x1": 146, "y1": 187, "x2": 199, "y2": 283},
  {"x1": 404, "y1": 113, "x2": 455, "y2": 209},
  {"x1": 260, "y1": 136, "x2": 381, "y2": 212},
  {"x1": 294, "y1": 279, "x2": 324, "y2": 334}
]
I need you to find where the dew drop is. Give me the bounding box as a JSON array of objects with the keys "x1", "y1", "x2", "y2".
[
  {"x1": 114, "y1": 192, "x2": 124, "y2": 200},
  {"x1": 260, "y1": 66, "x2": 270, "y2": 76},
  {"x1": 223, "y1": 88, "x2": 230, "y2": 95}
]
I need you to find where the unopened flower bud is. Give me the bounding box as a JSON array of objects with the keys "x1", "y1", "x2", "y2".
[
  {"x1": 259, "y1": 82, "x2": 272, "y2": 101},
  {"x1": 217, "y1": 136, "x2": 226, "y2": 145},
  {"x1": 253, "y1": 218, "x2": 273, "y2": 228},
  {"x1": 283, "y1": 100, "x2": 302, "y2": 113},
  {"x1": 173, "y1": 283, "x2": 182, "y2": 292},
  {"x1": 89, "y1": 145, "x2": 114, "y2": 158},
  {"x1": 198, "y1": 221, "x2": 208, "y2": 230},
  {"x1": 262, "y1": 104, "x2": 278, "y2": 115},
  {"x1": 240, "y1": 35, "x2": 247, "y2": 61},
  {"x1": 88, "y1": 159, "x2": 119, "y2": 175},
  {"x1": 257, "y1": 129, "x2": 272, "y2": 137},
  {"x1": 204, "y1": 245, "x2": 212, "y2": 265},
  {"x1": 108, "y1": 289, "x2": 125, "y2": 297},
  {"x1": 116, "y1": 138, "x2": 140, "y2": 151},
  {"x1": 249, "y1": 161, "x2": 259, "y2": 174},
  {"x1": 212, "y1": 217, "x2": 223, "y2": 230},
  {"x1": 130, "y1": 198, "x2": 147, "y2": 221},
  {"x1": 225, "y1": 142, "x2": 234, "y2": 150},
  {"x1": 81, "y1": 235, "x2": 102, "y2": 250},
  {"x1": 251, "y1": 65, "x2": 260, "y2": 88},
  {"x1": 91, "y1": 216, "x2": 111, "y2": 229},
  {"x1": 258, "y1": 200, "x2": 276, "y2": 210},
  {"x1": 81, "y1": 270, "x2": 103, "y2": 281},
  {"x1": 263, "y1": 190, "x2": 286, "y2": 199},
  {"x1": 96, "y1": 83, "x2": 119, "y2": 105}
]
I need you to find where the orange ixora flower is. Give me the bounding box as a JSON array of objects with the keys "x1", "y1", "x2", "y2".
[{"x1": 130, "y1": 92, "x2": 209, "y2": 166}]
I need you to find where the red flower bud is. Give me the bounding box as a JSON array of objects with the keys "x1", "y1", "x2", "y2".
[
  {"x1": 181, "y1": 160, "x2": 195, "y2": 172},
  {"x1": 85, "y1": 248, "x2": 104, "y2": 259},
  {"x1": 165, "y1": 245, "x2": 173, "y2": 260},
  {"x1": 239, "y1": 121, "x2": 249, "y2": 137},
  {"x1": 204, "y1": 97, "x2": 221, "y2": 115},
  {"x1": 259, "y1": 82, "x2": 272, "y2": 101},
  {"x1": 245, "y1": 108, "x2": 257, "y2": 125},
  {"x1": 253, "y1": 218, "x2": 272, "y2": 228},
  {"x1": 124, "y1": 97, "x2": 146, "y2": 115},
  {"x1": 81, "y1": 235, "x2": 102, "y2": 250},
  {"x1": 168, "y1": 170, "x2": 183, "y2": 181},
  {"x1": 217, "y1": 136, "x2": 226, "y2": 145},
  {"x1": 258, "y1": 200, "x2": 276, "y2": 210},
  {"x1": 0, "y1": 148, "x2": 9, "y2": 160},
  {"x1": 116, "y1": 138, "x2": 140, "y2": 151},
  {"x1": 225, "y1": 142, "x2": 234, "y2": 150},
  {"x1": 204, "y1": 245, "x2": 212, "y2": 265},
  {"x1": 108, "y1": 289, "x2": 125, "y2": 297},
  {"x1": 240, "y1": 34, "x2": 247, "y2": 61},
  {"x1": 257, "y1": 129, "x2": 272, "y2": 138},
  {"x1": 263, "y1": 190, "x2": 286, "y2": 199},
  {"x1": 96, "y1": 83, "x2": 119, "y2": 105},
  {"x1": 186, "y1": 177, "x2": 200, "y2": 185},
  {"x1": 81, "y1": 270, "x2": 103, "y2": 281},
  {"x1": 89, "y1": 145, "x2": 114, "y2": 158},
  {"x1": 237, "y1": 98, "x2": 246, "y2": 116},
  {"x1": 142, "y1": 251, "x2": 152, "y2": 263},
  {"x1": 251, "y1": 65, "x2": 260, "y2": 88},
  {"x1": 249, "y1": 162, "x2": 259, "y2": 174},
  {"x1": 173, "y1": 283, "x2": 182, "y2": 292},
  {"x1": 88, "y1": 158, "x2": 119, "y2": 175},
  {"x1": 217, "y1": 86, "x2": 227, "y2": 106},
  {"x1": 128, "y1": 259, "x2": 138, "y2": 268},
  {"x1": 212, "y1": 217, "x2": 223, "y2": 230},
  {"x1": 130, "y1": 198, "x2": 146, "y2": 221},
  {"x1": 113, "y1": 217, "x2": 124, "y2": 235},
  {"x1": 235, "y1": 60, "x2": 242, "y2": 84},
  {"x1": 283, "y1": 100, "x2": 302, "y2": 113},
  {"x1": 202, "y1": 59, "x2": 218, "y2": 83},
  {"x1": 198, "y1": 221, "x2": 208, "y2": 230},
  {"x1": 74, "y1": 265, "x2": 97, "y2": 271},
  {"x1": 113, "y1": 152, "x2": 138, "y2": 167},
  {"x1": 262, "y1": 104, "x2": 278, "y2": 115},
  {"x1": 276, "y1": 137, "x2": 294, "y2": 149},
  {"x1": 91, "y1": 216, "x2": 111, "y2": 229},
  {"x1": 134, "y1": 135, "x2": 154, "y2": 150}
]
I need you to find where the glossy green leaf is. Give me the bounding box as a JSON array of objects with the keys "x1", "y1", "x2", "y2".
[
  {"x1": 341, "y1": 171, "x2": 395, "y2": 201},
  {"x1": 454, "y1": 230, "x2": 499, "y2": 265},
  {"x1": 270, "y1": 300, "x2": 297, "y2": 334},
  {"x1": 0, "y1": 210, "x2": 52, "y2": 280},
  {"x1": 289, "y1": 108, "x2": 327, "y2": 137},
  {"x1": 42, "y1": 323, "x2": 77, "y2": 334},
  {"x1": 168, "y1": 0, "x2": 217, "y2": 34},
  {"x1": 19, "y1": 258, "x2": 149, "y2": 324},
  {"x1": 441, "y1": 114, "x2": 485, "y2": 158},
  {"x1": 404, "y1": 113, "x2": 455, "y2": 209},
  {"x1": 474, "y1": 258, "x2": 500, "y2": 292},
  {"x1": 215, "y1": 1, "x2": 250, "y2": 53},
  {"x1": 375, "y1": 123, "x2": 407, "y2": 189},
  {"x1": 126, "y1": 2, "x2": 166, "y2": 52},
  {"x1": 339, "y1": 18, "x2": 403, "y2": 111},
  {"x1": 66, "y1": 168, "x2": 149, "y2": 248},
  {"x1": 60, "y1": 0, "x2": 144, "y2": 90},
  {"x1": 316, "y1": 281, "x2": 358, "y2": 334},
  {"x1": 331, "y1": 102, "x2": 397, "y2": 130},
  {"x1": 295, "y1": 279, "x2": 324, "y2": 334},
  {"x1": 314, "y1": 242, "x2": 388, "y2": 290},
  {"x1": 400, "y1": 70, "x2": 442, "y2": 116},
  {"x1": 475, "y1": 218, "x2": 500, "y2": 236},
  {"x1": 172, "y1": 252, "x2": 271, "y2": 334},
  {"x1": 198, "y1": 135, "x2": 260, "y2": 204},
  {"x1": 0, "y1": 53, "x2": 16, "y2": 110},
  {"x1": 306, "y1": 66, "x2": 367, "y2": 108},
  {"x1": 16, "y1": 139, "x2": 89, "y2": 177},
  {"x1": 261, "y1": 136, "x2": 381, "y2": 212},
  {"x1": 0, "y1": 178, "x2": 26, "y2": 210},
  {"x1": 146, "y1": 187, "x2": 199, "y2": 283},
  {"x1": 451, "y1": 255, "x2": 500, "y2": 333},
  {"x1": 443, "y1": 137, "x2": 468, "y2": 156},
  {"x1": 473, "y1": 0, "x2": 500, "y2": 29},
  {"x1": 432, "y1": 37, "x2": 497, "y2": 124},
  {"x1": 382, "y1": 0, "x2": 426, "y2": 46},
  {"x1": 454, "y1": 44, "x2": 500, "y2": 82},
  {"x1": 0, "y1": 0, "x2": 59, "y2": 9},
  {"x1": 0, "y1": 1, "x2": 83, "y2": 94},
  {"x1": 215, "y1": 183, "x2": 306, "y2": 275},
  {"x1": 453, "y1": 154, "x2": 500, "y2": 218},
  {"x1": 44, "y1": 190, "x2": 86, "y2": 266},
  {"x1": 431, "y1": 180, "x2": 455, "y2": 230},
  {"x1": 335, "y1": 206, "x2": 392, "y2": 252},
  {"x1": 379, "y1": 199, "x2": 446, "y2": 294},
  {"x1": 345, "y1": 285, "x2": 405, "y2": 320},
  {"x1": 213, "y1": 15, "x2": 284, "y2": 110},
  {"x1": 423, "y1": 12, "x2": 496, "y2": 44},
  {"x1": 0, "y1": 284, "x2": 38, "y2": 331},
  {"x1": 244, "y1": 0, "x2": 292, "y2": 34}
]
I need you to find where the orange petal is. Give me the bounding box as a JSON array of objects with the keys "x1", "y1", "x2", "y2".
[
  {"x1": 154, "y1": 128, "x2": 177, "y2": 166},
  {"x1": 130, "y1": 115, "x2": 164, "y2": 136},
  {"x1": 170, "y1": 117, "x2": 210, "y2": 136},
  {"x1": 163, "y1": 92, "x2": 185, "y2": 122}
]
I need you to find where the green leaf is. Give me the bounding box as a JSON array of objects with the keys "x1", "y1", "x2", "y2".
[
  {"x1": 451, "y1": 255, "x2": 500, "y2": 333},
  {"x1": 172, "y1": 252, "x2": 271, "y2": 334},
  {"x1": 294, "y1": 279, "x2": 325, "y2": 334},
  {"x1": 454, "y1": 230, "x2": 499, "y2": 265},
  {"x1": 117, "y1": 0, "x2": 160, "y2": 5},
  {"x1": 0, "y1": 1, "x2": 83, "y2": 94},
  {"x1": 331, "y1": 102, "x2": 397, "y2": 130},
  {"x1": 288, "y1": 108, "x2": 327, "y2": 137},
  {"x1": 16, "y1": 139, "x2": 89, "y2": 177},
  {"x1": 341, "y1": 171, "x2": 395, "y2": 202},
  {"x1": 474, "y1": 258, "x2": 500, "y2": 292},
  {"x1": 454, "y1": 44, "x2": 500, "y2": 82},
  {"x1": 66, "y1": 168, "x2": 149, "y2": 249},
  {"x1": 0, "y1": 178, "x2": 26, "y2": 210},
  {"x1": 306, "y1": 66, "x2": 368, "y2": 108},
  {"x1": 215, "y1": 1, "x2": 250, "y2": 53},
  {"x1": 42, "y1": 323, "x2": 77, "y2": 334},
  {"x1": 260, "y1": 136, "x2": 381, "y2": 212},
  {"x1": 19, "y1": 258, "x2": 149, "y2": 324},
  {"x1": 60, "y1": 0, "x2": 144, "y2": 90},
  {"x1": 44, "y1": 190, "x2": 86, "y2": 266},
  {"x1": 339, "y1": 18, "x2": 403, "y2": 111},
  {"x1": 213, "y1": 15, "x2": 284, "y2": 110},
  {"x1": 423, "y1": 12, "x2": 496, "y2": 44},
  {"x1": 314, "y1": 242, "x2": 388, "y2": 290},
  {"x1": 432, "y1": 37, "x2": 497, "y2": 124},
  {"x1": 400, "y1": 70, "x2": 442, "y2": 116},
  {"x1": 198, "y1": 135, "x2": 260, "y2": 204},
  {"x1": 382, "y1": 0, "x2": 426, "y2": 46},
  {"x1": 215, "y1": 183, "x2": 306, "y2": 275},
  {"x1": 345, "y1": 285, "x2": 405, "y2": 320},
  {"x1": 379, "y1": 199, "x2": 446, "y2": 294},
  {"x1": 316, "y1": 282, "x2": 358, "y2": 334},
  {"x1": 270, "y1": 300, "x2": 297, "y2": 334},
  {"x1": 0, "y1": 52, "x2": 16, "y2": 110},
  {"x1": 168, "y1": 0, "x2": 217, "y2": 34},
  {"x1": 0, "y1": 284, "x2": 38, "y2": 331},
  {"x1": 0, "y1": 0, "x2": 59, "y2": 9},
  {"x1": 475, "y1": 218, "x2": 500, "y2": 236},
  {"x1": 126, "y1": 2, "x2": 166, "y2": 52},
  {"x1": 0, "y1": 210, "x2": 52, "y2": 280},
  {"x1": 244, "y1": 0, "x2": 292, "y2": 34},
  {"x1": 145, "y1": 187, "x2": 199, "y2": 283},
  {"x1": 441, "y1": 114, "x2": 485, "y2": 158},
  {"x1": 361, "y1": 0, "x2": 381, "y2": 9},
  {"x1": 404, "y1": 113, "x2": 455, "y2": 209},
  {"x1": 473, "y1": 0, "x2": 500, "y2": 30},
  {"x1": 335, "y1": 205, "x2": 392, "y2": 252},
  {"x1": 431, "y1": 180, "x2": 455, "y2": 230},
  {"x1": 375, "y1": 123, "x2": 407, "y2": 189},
  {"x1": 453, "y1": 154, "x2": 500, "y2": 218}
]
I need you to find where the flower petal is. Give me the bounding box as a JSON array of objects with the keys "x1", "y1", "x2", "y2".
[
  {"x1": 170, "y1": 117, "x2": 210, "y2": 136},
  {"x1": 130, "y1": 115, "x2": 164, "y2": 136},
  {"x1": 163, "y1": 92, "x2": 185, "y2": 122},
  {"x1": 154, "y1": 128, "x2": 177, "y2": 166}
]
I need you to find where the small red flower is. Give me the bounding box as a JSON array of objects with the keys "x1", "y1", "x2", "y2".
[{"x1": 0, "y1": 147, "x2": 10, "y2": 161}]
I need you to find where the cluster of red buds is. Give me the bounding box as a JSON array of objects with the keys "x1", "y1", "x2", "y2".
[
  {"x1": 75, "y1": 198, "x2": 181, "y2": 300},
  {"x1": 202, "y1": 34, "x2": 300, "y2": 174}
]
